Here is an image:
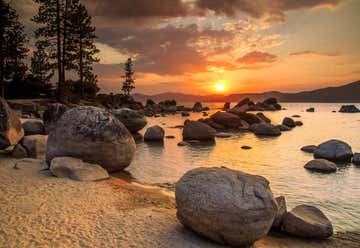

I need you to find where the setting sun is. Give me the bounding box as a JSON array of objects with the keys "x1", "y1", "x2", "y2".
[{"x1": 215, "y1": 81, "x2": 225, "y2": 92}]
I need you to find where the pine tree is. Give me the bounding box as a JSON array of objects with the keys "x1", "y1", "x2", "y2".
[
  {"x1": 31, "y1": 42, "x2": 54, "y2": 84},
  {"x1": 122, "y1": 58, "x2": 135, "y2": 96},
  {"x1": 0, "y1": 0, "x2": 28, "y2": 97},
  {"x1": 66, "y1": 0, "x2": 99, "y2": 98}
]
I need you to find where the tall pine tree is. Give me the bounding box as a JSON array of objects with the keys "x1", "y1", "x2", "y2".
[
  {"x1": 31, "y1": 42, "x2": 54, "y2": 84},
  {"x1": 122, "y1": 58, "x2": 135, "y2": 96},
  {"x1": 0, "y1": 0, "x2": 28, "y2": 98},
  {"x1": 66, "y1": 0, "x2": 99, "y2": 98}
]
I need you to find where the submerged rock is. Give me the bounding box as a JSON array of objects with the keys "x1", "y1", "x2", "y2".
[
  {"x1": 42, "y1": 103, "x2": 68, "y2": 134},
  {"x1": 177, "y1": 141, "x2": 189, "y2": 146},
  {"x1": 256, "y1": 112, "x2": 271, "y2": 123},
  {"x1": 46, "y1": 106, "x2": 136, "y2": 172},
  {"x1": 181, "y1": 111, "x2": 190, "y2": 117},
  {"x1": 50, "y1": 157, "x2": 109, "y2": 182},
  {"x1": 192, "y1": 102, "x2": 203, "y2": 112},
  {"x1": 277, "y1": 124, "x2": 291, "y2": 132},
  {"x1": 314, "y1": 139, "x2": 353, "y2": 162},
  {"x1": 144, "y1": 125, "x2": 165, "y2": 141},
  {"x1": 111, "y1": 108, "x2": 147, "y2": 133},
  {"x1": 304, "y1": 159, "x2": 337, "y2": 173},
  {"x1": 22, "y1": 120, "x2": 45, "y2": 135},
  {"x1": 183, "y1": 120, "x2": 216, "y2": 141},
  {"x1": 282, "y1": 117, "x2": 296, "y2": 128},
  {"x1": 241, "y1": 145, "x2": 252, "y2": 150},
  {"x1": 295, "y1": 121, "x2": 303, "y2": 126},
  {"x1": 281, "y1": 205, "x2": 333, "y2": 239},
  {"x1": 273, "y1": 196, "x2": 287, "y2": 229},
  {"x1": 339, "y1": 105, "x2": 360, "y2": 113},
  {"x1": 306, "y1": 107, "x2": 315, "y2": 112},
  {"x1": 22, "y1": 135, "x2": 47, "y2": 158},
  {"x1": 176, "y1": 167, "x2": 277, "y2": 247},
  {"x1": 251, "y1": 123, "x2": 281, "y2": 136},
  {"x1": 215, "y1": 132, "x2": 231, "y2": 138},
  {"x1": 0, "y1": 97, "x2": 24, "y2": 150},
  {"x1": 236, "y1": 112, "x2": 262, "y2": 125},
  {"x1": 301, "y1": 145, "x2": 318, "y2": 153}
]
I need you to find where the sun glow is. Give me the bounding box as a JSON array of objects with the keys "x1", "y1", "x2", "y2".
[{"x1": 215, "y1": 81, "x2": 225, "y2": 92}]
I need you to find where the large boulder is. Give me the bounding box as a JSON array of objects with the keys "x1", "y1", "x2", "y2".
[
  {"x1": 183, "y1": 120, "x2": 216, "y2": 141},
  {"x1": 236, "y1": 112, "x2": 262, "y2": 125},
  {"x1": 50, "y1": 157, "x2": 109, "y2": 182},
  {"x1": 250, "y1": 123, "x2": 281, "y2": 136},
  {"x1": 282, "y1": 117, "x2": 296, "y2": 128},
  {"x1": 352, "y1": 153, "x2": 360, "y2": 165},
  {"x1": 304, "y1": 159, "x2": 337, "y2": 173},
  {"x1": 46, "y1": 106, "x2": 136, "y2": 172},
  {"x1": 22, "y1": 120, "x2": 45, "y2": 135},
  {"x1": 314, "y1": 139, "x2": 353, "y2": 162},
  {"x1": 281, "y1": 205, "x2": 333, "y2": 239},
  {"x1": 111, "y1": 108, "x2": 147, "y2": 133},
  {"x1": 339, "y1": 105, "x2": 360, "y2": 113},
  {"x1": 144, "y1": 125, "x2": 164, "y2": 141},
  {"x1": 0, "y1": 98, "x2": 24, "y2": 149},
  {"x1": 272, "y1": 196, "x2": 287, "y2": 229},
  {"x1": 42, "y1": 103, "x2": 68, "y2": 134},
  {"x1": 22, "y1": 135, "x2": 48, "y2": 158},
  {"x1": 176, "y1": 167, "x2": 277, "y2": 247},
  {"x1": 192, "y1": 102, "x2": 203, "y2": 112},
  {"x1": 256, "y1": 113, "x2": 271, "y2": 123},
  {"x1": 210, "y1": 111, "x2": 242, "y2": 128}
]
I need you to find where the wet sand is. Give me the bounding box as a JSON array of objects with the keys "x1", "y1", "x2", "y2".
[{"x1": 0, "y1": 158, "x2": 358, "y2": 248}]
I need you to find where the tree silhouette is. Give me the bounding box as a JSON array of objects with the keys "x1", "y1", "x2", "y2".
[
  {"x1": 122, "y1": 58, "x2": 135, "y2": 96},
  {"x1": 0, "y1": 0, "x2": 28, "y2": 98},
  {"x1": 31, "y1": 42, "x2": 54, "y2": 84}
]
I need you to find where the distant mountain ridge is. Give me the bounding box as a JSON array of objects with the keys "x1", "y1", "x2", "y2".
[{"x1": 133, "y1": 80, "x2": 360, "y2": 103}]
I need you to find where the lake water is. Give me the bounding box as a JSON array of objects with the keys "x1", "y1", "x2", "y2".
[{"x1": 124, "y1": 102, "x2": 360, "y2": 233}]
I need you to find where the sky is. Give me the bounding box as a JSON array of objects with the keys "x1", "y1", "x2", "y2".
[{"x1": 13, "y1": 0, "x2": 360, "y2": 95}]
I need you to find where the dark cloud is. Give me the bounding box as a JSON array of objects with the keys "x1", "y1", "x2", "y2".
[
  {"x1": 289, "y1": 50, "x2": 341, "y2": 57},
  {"x1": 237, "y1": 51, "x2": 277, "y2": 64}
]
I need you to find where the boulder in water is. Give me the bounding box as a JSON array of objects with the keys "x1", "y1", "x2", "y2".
[
  {"x1": 282, "y1": 117, "x2": 296, "y2": 128},
  {"x1": 50, "y1": 157, "x2": 109, "y2": 182},
  {"x1": 304, "y1": 159, "x2": 337, "y2": 173},
  {"x1": 301, "y1": 145, "x2": 318, "y2": 153},
  {"x1": 176, "y1": 167, "x2": 277, "y2": 247},
  {"x1": 183, "y1": 120, "x2": 216, "y2": 141},
  {"x1": 144, "y1": 125, "x2": 165, "y2": 141},
  {"x1": 236, "y1": 112, "x2": 262, "y2": 125},
  {"x1": 272, "y1": 196, "x2": 287, "y2": 229},
  {"x1": 192, "y1": 102, "x2": 203, "y2": 112},
  {"x1": 250, "y1": 123, "x2": 281, "y2": 136},
  {"x1": 314, "y1": 139, "x2": 353, "y2": 162},
  {"x1": 352, "y1": 153, "x2": 360, "y2": 165},
  {"x1": 256, "y1": 113, "x2": 271, "y2": 123},
  {"x1": 306, "y1": 107, "x2": 315, "y2": 112},
  {"x1": 215, "y1": 132, "x2": 231, "y2": 138},
  {"x1": 277, "y1": 124, "x2": 291, "y2": 131},
  {"x1": 111, "y1": 108, "x2": 147, "y2": 133},
  {"x1": 46, "y1": 106, "x2": 136, "y2": 172},
  {"x1": 210, "y1": 111, "x2": 242, "y2": 128},
  {"x1": 339, "y1": 105, "x2": 360, "y2": 113},
  {"x1": 281, "y1": 205, "x2": 333, "y2": 239},
  {"x1": 0, "y1": 98, "x2": 24, "y2": 149}
]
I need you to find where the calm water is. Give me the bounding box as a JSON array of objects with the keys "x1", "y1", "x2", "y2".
[{"x1": 125, "y1": 103, "x2": 360, "y2": 232}]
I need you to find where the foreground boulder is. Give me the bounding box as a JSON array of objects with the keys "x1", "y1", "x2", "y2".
[
  {"x1": 176, "y1": 167, "x2": 277, "y2": 247},
  {"x1": 314, "y1": 139, "x2": 353, "y2": 162},
  {"x1": 0, "y1": 98, "x2": 24, "y2": 149},
  {"x1": 50, "y1": 157, "x2": 109, "y2": 182},
  {"x1": 111, "y1": 108, "x2": 147, "y2": 133},
  {"x1": 210, "y1": 111, "x2": 242, "y2": 128},
  {"x1": 183, "y1": 120, "x2": 216, "y2": 141},
  {"x1": 281, "y1": 205, "x2": 333, "y2": 239},
  {"x1": 22, "y1": 120, "x2": 45, "y2": 135},
  {"x1": 352, "y1": 153, "x2": 360, "y2": 165},
  {"x1": 301, "y1": 145, "x2": 318, "y2": 153},
  {"x1": 46, "y1": 106, "x2": 136, "y2": 172},
  {"x1": 42, "y1": 103, "x2": 68, "y2": 134},
  {"x1": 273, "y1": 196, "x2": 287, "y2": 229},
  {"x1": 144, "y1": 125, "x2": 164, "y2": 141},
  {"x1": 304, "y1": 159, "x2": 337, "y2": 173},
  {"x1": 250, "y1": 123, "x2": 281, "y2": 136},
  {"x1": 339, "y1": 105, "x2": 360, "y2": 113},
  {"x1": 282, "y1": 117, "x2": 296, "y2": 128},
  {"x1": 22, "y1": 135, "x2": 47, "y2": 158}
]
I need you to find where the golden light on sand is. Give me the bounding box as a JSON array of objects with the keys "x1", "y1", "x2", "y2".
[{"x1": 215, "y1": 81, "x2": 225, "y2": 92}]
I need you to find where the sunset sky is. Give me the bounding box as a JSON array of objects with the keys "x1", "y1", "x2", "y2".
[{"x1": 15, "y1": 0, "x2": 360, "y2": 95}]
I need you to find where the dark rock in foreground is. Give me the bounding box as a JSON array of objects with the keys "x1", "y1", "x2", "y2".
[
  {"x1": 273, "y1": 196, "x2": 287, "y2": 229},
  {"x1": 281, "y1": 205, "x2": 333, "y2": 239},
  {"x1": 304, "y1": 159, "x2": 337, "y2": 173},
  {"x1": 22, "y1": 120, "x2": 45, "y2": 135},
  {"x1": 314, "y1": 139, "x2": 353, "y2": 162},
  {"x1": 50, "y1": 156, "x2": 109, "y2": 182},
  {"x1": 301, "y1": 145, "x2": 318, "y2": 153},
  {"x1": 46, "y1": 106, "x2": 136, "y2": 172},
  {"x1": 339, "y1": 105, "x2": 360, "y2": 113},
  {"x1": 251, "y1": 123, "x2": 281, "y2": 136},
  {"x1": 111, "y1": 108, "x2": 147, "y2": 133},
  {"x1": 144, "y1": 125, "x2": 165, "y2": 141},
  {"x1": 176, "y1": 167, "x2": 277, "y2": 247},
  {"x1": 0, "y1": 98, "x2": 24, "y2": 149},
  {"x1": 183, "y1": 120, "x2": 216, "y2": 141}
]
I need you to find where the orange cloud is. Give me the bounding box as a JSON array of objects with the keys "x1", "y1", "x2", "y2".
[
  {"x1": 237, "y1": 51, "x2": 277, "y2": 64},
  {"x1": 289, "y1": 50, "x2": 341, "y2": 57}
]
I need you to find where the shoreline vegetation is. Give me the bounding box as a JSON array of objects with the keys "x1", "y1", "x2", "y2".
[{"x1": 1, "y1": 158, "x2": 359, "y2": 248}]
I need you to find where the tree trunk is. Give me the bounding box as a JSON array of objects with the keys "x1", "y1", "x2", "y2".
[
  {"x1": 79, "y1": 38, "x2": 84, "y2": 99},
  {"x1": 0, "y1": 6, "x2": 4, "y2": 98},
  {"x1": 56, "y1": 0, "x2": 62, "y2": 101}
]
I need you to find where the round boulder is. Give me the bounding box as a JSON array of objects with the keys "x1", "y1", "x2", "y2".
[
  {"x1": 0, "y1": 98, "x2": 24, "y2": 149},
  {"x1": 304, "y1": 159, "x2": 337, "y2": 173},
  {"x1": 251, "y1": 123, "x2": 281, "y2": 136},
  {"x1": 282, "y1": 117, "x2": 296, "y2": 128},
  {"x1": 183, "y1": 120, "x2": 216, "y2": 141},
  {"x1": 281, "y1": 205, "x2": 333, "y2": 239},
  {"x1": 176, "y1": 167, "x2": 277, "y2": 247},
  {"x1": 43, "y1": 103, "x2": 68, "y2": 134},
  {"x1": 111, "y1": 108, "x2": 147, "y2": 133},
  {"x1": 46, "y1": 106, "x2": 136, "y2": 172},
  {"x1": 210, "y1": 111, "x2": 242, "y2": 128},
  {"x1": 314, "y1": 139, "x2": 353, "y2": 162},
  {"x1": 144, "y1": 125, "x2": 165, "y2": 141}
]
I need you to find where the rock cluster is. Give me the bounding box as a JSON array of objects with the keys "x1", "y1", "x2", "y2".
[{"x1": 111, "y1": 108, "x2": 147, "y2": 133}]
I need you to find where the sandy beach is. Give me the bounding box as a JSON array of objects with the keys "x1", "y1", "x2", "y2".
[{"x1": 1, "y1": 157, "x2": 359, "y2": 248}]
